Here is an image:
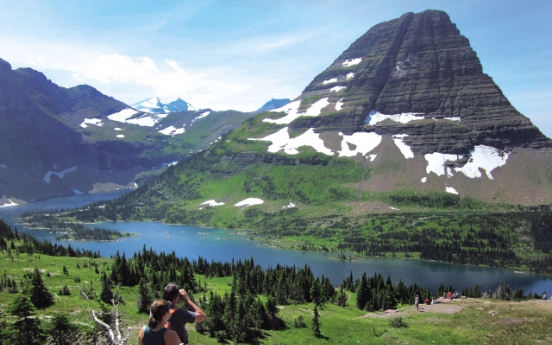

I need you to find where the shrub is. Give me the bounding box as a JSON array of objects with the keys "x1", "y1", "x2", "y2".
[
  {"x1": 389, "y1": 316, "x2": 408, "y2": 328},
  {"x1": 294, "y1": 315, "x2": 307, "y2": 328}
]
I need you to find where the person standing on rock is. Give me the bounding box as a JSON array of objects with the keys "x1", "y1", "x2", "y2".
[
  {"x1": 414, "y1": 295, "x2": 419, "y2": 311},
  {"x1": 163, "y1": 283, "x2": 206, "y2": 345}
]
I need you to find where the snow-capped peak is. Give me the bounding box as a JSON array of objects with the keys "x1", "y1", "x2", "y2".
[{"x1": 131, "y1": 97, "x2": 194, "y2": 114}]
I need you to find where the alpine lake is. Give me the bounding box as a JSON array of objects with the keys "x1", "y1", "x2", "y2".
[{"x1": 1, "y1": 191, "x2": 551, "y2": 295}]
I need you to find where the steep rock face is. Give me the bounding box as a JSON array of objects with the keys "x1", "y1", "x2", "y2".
[
  {"x1": 298, "y1": 10, "x2": 550, "y2": 154},
  {"x1": 0, "y1": 60, "x2": 92, "y2": 176}
]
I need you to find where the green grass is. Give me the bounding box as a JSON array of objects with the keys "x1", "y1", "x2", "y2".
[{"x1": 2, "y1": 251, "x2": 552, "y2": 344}]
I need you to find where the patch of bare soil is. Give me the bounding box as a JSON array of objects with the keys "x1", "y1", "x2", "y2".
[
  {"x1": 344, "y1": 200, "x2": 398, "y2": 215},
  {"x1": 496, "y1": 318, "x2": 529, "y2": 325},
  {"x1": 415, "y1": 303, "x2": 464, "y2": 314}
]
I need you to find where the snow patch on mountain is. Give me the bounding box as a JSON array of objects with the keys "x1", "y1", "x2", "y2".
[
  {"x1": 346, "y1": 73, "x2": 355, "y2": 79},
  {"x1": 0, "y1": 199, "x2": 18, "y2": 208},
  {"x1": 323, "y1": 78, "x2": 338, "y2": 84},
  {"x1": 43, "y1": 166, "x2": 77, "y2": 183},
  {"x1": 342, "y1": 58, "x2": 362, "y2": 67},
  {"x1": 338, "y1": 132, "x2": 382, "y2": 157},
  {"x1": 330, "y1": 86, "x2": 346, "y2": 92},
  {"x1": 392, "y1": 134, "x2": 414, "y2": 159},
  {"x1": 235, "y1": 198, "x2": 264, "y2": 207},
  {"x1": 159, "y1": 126, "x2": 185, "y2": 136},
  {"x1": 201, "y1": 200, "x2": 225, "y2": 207},
  {"x1": 107, "y1": 108, "x2": 139, "y2": 122},
  {"x1": 424, "y1": 146, "x2": 509, "y2": 180},
  {"x1": 108, "y1": 108, "x2": 169, "y2": 127},
  {"x1": 366, "y1": 111, "x2": 425, "y2": 125},
  {"x1": 116, "y1": 134, "x2": 125, "y2": 138},
  {"x1": 190, "y1": 111, "x2": 211, "y2": 125},
  {"x1": 444, "y1": 117, "x2": 461, "y2": 122},
  {"x1": 264, "y1": 98, "x2": 329, "y2": 125},
  {"x1": 446, "y1": 186, "x2": 459, "y2": 195},
  {"x1": 335, "y1": 98, "x2": 344, "y2": 111},
  {"x1": 249, "y1": 127, "x2": 333, "y2": 156},
  {"x1": 282, "y1": 202, "x2": 296, "y2": 209},
  {"x1": 80, "y1": 118, "x2": 103, "y2": 128}
]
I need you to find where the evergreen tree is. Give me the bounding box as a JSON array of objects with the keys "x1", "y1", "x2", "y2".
[
  {"x1": 100, "y1": 273, "x2": 114, "y2": 304},
  {"x1": 356, "y1": 272, "x2": 369, "y2": 310},
  {"x1": 137, "y1": 278, "x2": 152, "y2": 314},
  {"x1": 7, "y1": 295, "x2": 45, "y2": 345},
  {"x1": 336, "y1": 284, "x2": 347, "y2": 307},
  {"x1": 310, "y1": 278, "x2": 321, "y2": 306},
  {"x1": 312, "y1": 305, "x2": 321, "y2": 338},
  {"x1": 30, "y1": 268, "x2": 54, "y2": 309},
  {"x1": 48, "y1": 313, "x2": 79, "y2": 345}
]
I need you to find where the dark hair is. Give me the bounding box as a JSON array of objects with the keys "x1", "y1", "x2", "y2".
[
  {"x1": 163, "y1": 283, "x2": 179, "y2": 302},
  {"x1": 148, "y1": 300, "x2": 170, "y2": 328}
]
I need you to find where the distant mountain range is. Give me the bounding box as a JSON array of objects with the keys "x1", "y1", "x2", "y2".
[
  {"x1": 132, "y1": 97, "x2": 196, "y2": 114},
  {"x1": 0, "y1": 60, "x2": 269, "y2": 204},
  {"x1": 255, "y1": 98, "x2": 291, "y2": 113}
]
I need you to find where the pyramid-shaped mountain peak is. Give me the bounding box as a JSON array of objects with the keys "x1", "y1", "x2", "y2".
[{"x1": 280, "y1": 9, "x2": 550, "y2": 154}]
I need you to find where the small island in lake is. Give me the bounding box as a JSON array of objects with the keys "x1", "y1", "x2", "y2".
[{"x1": 19, "y1": 211, "x2": 133, "y2": 242}]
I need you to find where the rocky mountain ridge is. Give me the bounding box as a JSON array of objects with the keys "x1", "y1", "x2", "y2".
[
  {"x1": 292, "y1": 10, "x2": 550, "y2": 154},
  {"x1": 0, "y1": 59, "x2": 256, "y2": 204}
]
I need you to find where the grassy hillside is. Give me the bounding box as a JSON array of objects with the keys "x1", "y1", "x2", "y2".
[
  {"x1": 1, "y1": 248, "x2": 552, "y2": 344},
  {"x1": 32, "y1": 109, "x2": 552, "y2": 273}
]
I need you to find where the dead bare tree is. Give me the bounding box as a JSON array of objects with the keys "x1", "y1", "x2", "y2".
[{"x1": 82, "y1": 291, "x2": 130, "y2": 345}]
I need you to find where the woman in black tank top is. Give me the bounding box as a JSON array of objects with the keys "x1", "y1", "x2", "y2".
[{"x1": 138, "y1": 300, "x2": 181, "y2": 345}]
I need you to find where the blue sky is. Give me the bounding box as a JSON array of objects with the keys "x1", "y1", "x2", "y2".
[{"x1": 1, "y1": 0, "x2": 551, "y2": 136}]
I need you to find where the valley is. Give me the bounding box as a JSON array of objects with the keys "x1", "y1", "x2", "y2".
[{"x1": 1, "y1": 6, "x2": 552, "y2": 344}]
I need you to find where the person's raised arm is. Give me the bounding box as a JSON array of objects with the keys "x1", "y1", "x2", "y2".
[{"x1": 179, "y1": 289, "x2": 206, "y2": 323}]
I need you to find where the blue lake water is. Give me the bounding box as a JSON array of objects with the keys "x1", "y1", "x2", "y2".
[{"x1": 1, "y1": 191, "x2": 551, "y2": 294}]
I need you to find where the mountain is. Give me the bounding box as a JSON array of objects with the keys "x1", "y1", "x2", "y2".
[
  {"x1": 83, "y1": 9, "x2": 552, "y2": 231},
  {"x1": 132, "y1": 97, "x2": 195, "y2": 113},
  {"x1": 0, "y1": 60, "x2": 255, "y2": 204},
  {"x1": 255, "y1": 98, "x2": 291, "y2": 113}
]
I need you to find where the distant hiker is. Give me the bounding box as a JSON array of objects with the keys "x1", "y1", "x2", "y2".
[
  {"x1": 163, "y1": 283, "x2": 206, "y2": 345},
  {"x1": 447, "y1": 291, "x2": 452, "y2": 300},
  {"x1": 543, "y1": 292, "x2": 547, "y2": 300},
  {"x1": 138, "y1": 300, "x2": 181, "y2": 345},
  {"x1": 415, "y1": 295, "x2": 419, "y2": 310},
  {"x1": 425, "y1": 297, "x2": 430, "y2": 305},
  {"x1": 431, "y1": 298, "x2": 436, "y2": 305}
]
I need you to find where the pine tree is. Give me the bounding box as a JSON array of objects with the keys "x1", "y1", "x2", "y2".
[
  {"x1": 336, "y1": 284, "x2": 347, "y2": 307},
  {"x1": 312, "y1": 305, "x2": 321, "y2": 338},
  {"x1": 356, "y1": 272, "x2": 369, "y2": 310},
  {"x1": 310, "y1": 278, "x2": 321, "y2": 306},
  {"x1": 30, "y1": 268, "x2": 54, "y2": 309},
  {"x1": 137, "y1": 278, "x2": 152, "y2": 313},
  {"x1": 7, "y1": 295, "x2": 45, "y2": 345},
  {"x1": 48, "y1": 313, "x2": 79, "y2": 345},
  {"x1": 100, "y1": 273, "x2": 114, "y2": 304}
]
